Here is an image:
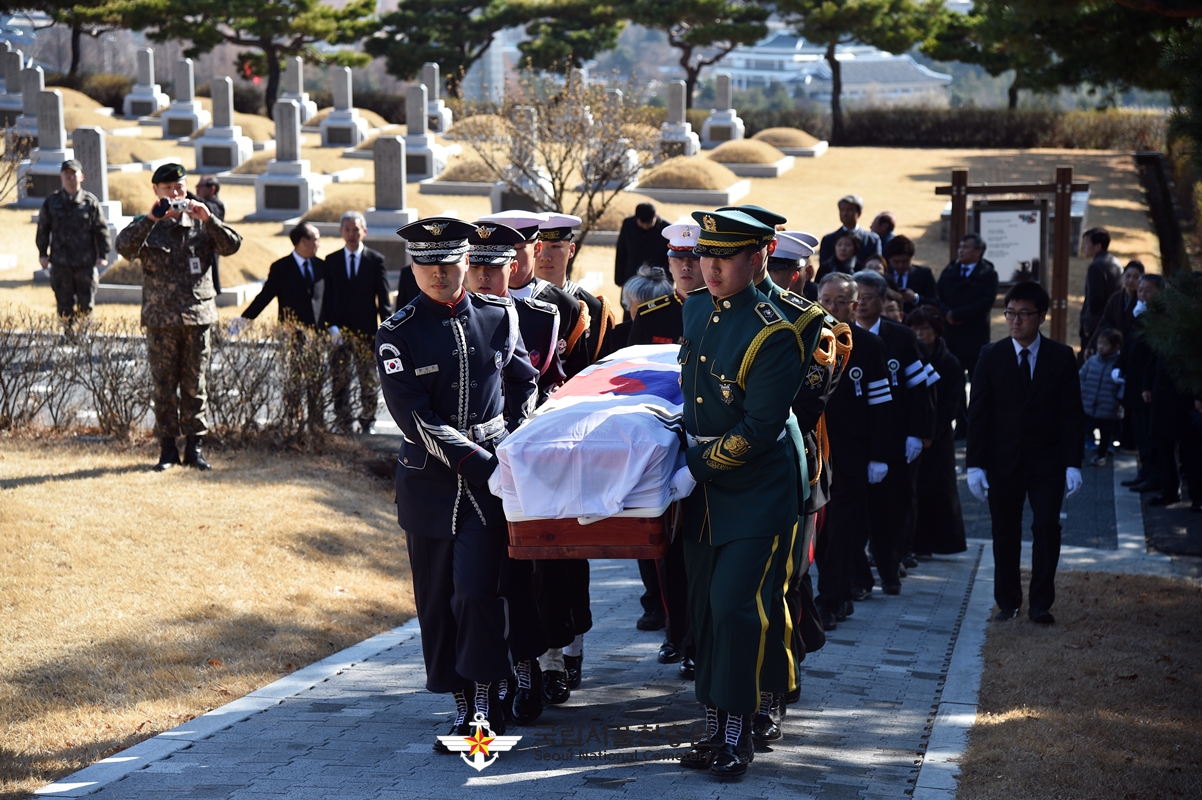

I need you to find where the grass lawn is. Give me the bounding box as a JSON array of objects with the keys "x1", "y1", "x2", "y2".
[
  {"x1": 0, "y1": 435, "x2": 414, "y2": 798},
  {"x1": 960, "y1": 570, "x2": 1202, "y2": 800}
]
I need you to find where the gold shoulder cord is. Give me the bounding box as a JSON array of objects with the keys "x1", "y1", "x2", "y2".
[
  {"x1": 736, "y1": 321, "x2": 803, "y2": 390},
  {"x1": 565, "y1": 300, "x2": 589, "y2": 356},
  {"x1": 592, "y1": 294, "x2": 615, "y2": 362},
  {"x1": 830, "y1": 321, "x2": 854, "y2": 373}
]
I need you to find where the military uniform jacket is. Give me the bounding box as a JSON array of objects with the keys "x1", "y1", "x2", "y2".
[
  {"x1": 115, "y1": 213, "x2": 242, "y2": 327},
  {"x1": 864, "y1": 317, "x2": 936, "y2": 462},
  {"x1": 376, "y1": 290, "x2": 539, "y2": 539},
  {"x1": 512, "y1": 295, "x2": 566, "y2": 404},
  {"x1": 565, "y1": 279, "x2": 616, "y2": 366},
  {"x1": 679, "y1": 283, "x2": 803, "y2": 546},
  {"x1": 36, "y1": 189, "x2": 111, "y2": 269},
  {"x1": 825, "y1": 325, "x2": 892, "y2": 492},
  {"x1": 628, "y1": 293, "x2": 684, "y2": 345},
  {"x1": 517, "y1": 277, "x2": 591, "y2": 378}
]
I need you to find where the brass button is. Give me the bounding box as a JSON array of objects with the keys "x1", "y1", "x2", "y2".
[
  {"x1": 720, "y1": 374, "x2": 726, "y2": 380},
  {"x1": 697, "y1": 397, "x2": 704, "y2": 403},
  {"x1": 712, "y1": 316, "x2": 720, "y2": 323},
  {"x1": 723, "y1": 300, "x2": 731, "y2": 309},
  {"x1": 700, "y1": 355, "x2": 707, "y2": 362}
]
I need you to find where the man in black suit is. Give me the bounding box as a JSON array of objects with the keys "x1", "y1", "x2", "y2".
[
  {"x1": 1079, "y1": 227, "x2": 1123, "y2": 356},
  {"x1": 885, "y1": 236, "x2": 938, "y2": 313},
  {"x1": 966, "y1": 282, "x2": 1084, "y2": 625},
  {"x1": 938, "y1": 233, "x2": 999, "y2": 438},
  {"x1": 326, "y1": 210, "x2": 391, "y2": 434},
  {"x1": 817, "y1": 194, "x2": 882, "y2": 267},
  {"x1": 240, "y1": 223, "x2": 329, "y2": 327}
]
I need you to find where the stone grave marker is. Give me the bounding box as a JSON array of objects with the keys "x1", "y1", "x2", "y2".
[
  {"x1": 253, "y1": 99, "x2": 323, "y2": 218},
  {"x1": 279, "y1": 56, "x2": 317, "y2": 124},
  {"x1": 14, "y1": 65, "x2": 43, "y2": 143},
  {"x1": 0, "y1": 49, "x2": 24, "y2": 126},
  {"x1": 319, "y1": 66, "x2": 368, "y2": 147},
  {"x1": 123, "y1": 48, "x2": 169, "y2": 118},
  {"x1": 404, "y1": 84, "x2": 446, "y2": 181},
  {"x1": 72, "y1": 126, "x2": 125, "y2": 263},
  {"x1": 161, "y1": 58, "x2": 211, "y2": 138},
  {"x1": 658, "y1": 80, "x2": 699, "y2": 157},
  {"x1": 17, "y1": 89, "x2": 74, "y2": 205},
  {"x1": 193, "y1": 76, "x2": 253, "y2": 172},
  {"x1": 701, "y1": 73, "x2": 745, "y2": 148},
  {"x1": 422, "y1": 62, "x2": 452, "y2": 133}
]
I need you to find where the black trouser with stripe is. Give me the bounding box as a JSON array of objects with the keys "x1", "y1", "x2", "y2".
[{"x1": 533, "y1": 559, "x2": 592, "y2": 649}]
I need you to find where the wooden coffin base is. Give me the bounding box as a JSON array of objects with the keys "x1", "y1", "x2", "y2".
[{"x1": 507, "y1": 508, "x2": 674, "y2": 560}]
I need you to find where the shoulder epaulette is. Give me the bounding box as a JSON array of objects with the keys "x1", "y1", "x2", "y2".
[
  {"x1": 775, "y1": 290, "x2": 811, "y2": 312},
  {"x1": 380, "y1": 305, "x2": 415, "y2": 330},
  {"x1": 520, "y1": 296, "x2": 558, "y2": 315},
  {"x1": 754, "y1": 302, "x2": 782, "y2": 326},
  {"x1": 476, "y1": 293, "x2": 514, "y2": 307},
  {"x1": 636, "y1": 294, "x2": 674, "y2": 315}
]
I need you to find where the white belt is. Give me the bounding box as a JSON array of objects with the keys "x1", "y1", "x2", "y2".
[
  {"x1": 688, "y1": 429, "x2": 786, "y2": 447},
  {"x1": 465, "y1": 414, "x2": 506, "y2": 443}
]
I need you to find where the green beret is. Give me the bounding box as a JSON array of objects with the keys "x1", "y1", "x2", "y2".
[
  {"x1": 152, "y1": 163, "x2": 187, "y2": 184},
  {"x1": 691, "y1": 209, "x2": 776, "y2": 258}
]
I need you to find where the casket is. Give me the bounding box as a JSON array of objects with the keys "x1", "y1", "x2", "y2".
[{"x1": 506, "y1": 503, "x2": 678, "y2": 560}]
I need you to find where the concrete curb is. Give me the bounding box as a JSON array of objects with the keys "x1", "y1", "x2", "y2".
[{"x1": 33, "y1": 618, "x2": 422, "y2": 796}]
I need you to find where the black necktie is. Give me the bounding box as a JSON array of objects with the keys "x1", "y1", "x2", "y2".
[
  {"x1": 961, "y1": 264, "x2": 970, "y2": 278},
  {"x1": 303, "y1": 259, "x2": 313, "y2": 290},
  {"x1": 1019, "y1": 348, "x2": 1032, "y2": 393},
  {"x1": 349, "y1": 252, "x2": 356, "y2": 280}
]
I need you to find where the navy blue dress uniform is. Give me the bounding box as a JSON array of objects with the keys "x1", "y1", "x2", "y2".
[
  {"x1": 628, "y1": 222, "x2": 696, "y2": 347},
  {"x1": 676, "y1": 210, "x2": 803, "y2": 777},
  {"x1": 376, "y1": 217, "x2": 539, "y2": 743},
  {"x1": 539, "y1": 215, "x2": 617, "y2": 364}
]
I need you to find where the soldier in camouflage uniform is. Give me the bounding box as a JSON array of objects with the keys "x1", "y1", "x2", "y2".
[
  {"x1": 36, "y1": 159, "x2": 111, "y2": 325},
  {"x1": 115, "y1": 164, "x2": 242, "y2": 471}
]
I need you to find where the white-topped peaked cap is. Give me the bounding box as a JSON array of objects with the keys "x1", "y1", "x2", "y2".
[
  {"x1": 537, "y1": 212, "x2": 583, "y2": 242},
  {"x1": 773, "y1": 231, "x2": 820, "y2": 262},
  {"x1": 477, "y1": 210, "x2": 548, "y2": 242},
  {"x1": 662, "y1": 222, "x2": 701, "y2": 258}
]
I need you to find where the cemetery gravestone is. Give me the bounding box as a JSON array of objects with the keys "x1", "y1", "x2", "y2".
[
  {"x1": 161, "y1": 58, "x2": 211, "y2": 138},
  {"x1": 253, "y1": 99, "x2": 323, "y2": 219},
  {"x1": 319, "y1": 66, "x2": 369, "y2": 148},
  {"x1": 701, "y1": 73, "x2": 745, "y2": 148},
  {"x1": 659, "y1": 80, "x2": 700, "y2": 157},
  {"x1": 72, "y1": 126, "x2": 125, "y2": 264},
  {"x1": 0, "y1": 49, "x2": 24, "y2": 126},
  {"x1": 422, "y1": 62, "x2": 453, "y2": 134},
  {"x1": 17, "y1": 89, "x2": 74, "y2": 206},
  {"x1": 404, "y1": 84, "x2": 446, "y2": 182},
  {"x1": 192, "y1": 76, "x2": 253, "y2": 172},
  {"x1": 279, "y1": 57, "x2": 317, "y2": 124},
  {"x1": 14, "y1": 65, "x2": 43, "y2": 144},
  {"x1": 365, "y1": 136, "x2": 416, "y2": 267},
  {"x1": 123, "y1": 48, "x2": 169, "y2": 118}
]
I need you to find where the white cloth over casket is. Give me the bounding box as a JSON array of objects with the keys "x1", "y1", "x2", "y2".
[{"x1": 496, "y1": 345, "x2": 684, "y2": 519}]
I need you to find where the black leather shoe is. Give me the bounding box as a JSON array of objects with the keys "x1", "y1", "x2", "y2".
[
  {"x1": 182, "y1": 436, "x2": 212, "y2": 471},
  {"x1": 819, "y1": 606, "x2": 837, "y2": 631},
  {"x1": 155, "y1": 437, "x2": 180, "y2": 471},
  {"x1": 851, "y1": 586, "x2": 872, "y2": 602},
  {"x1": 433, "y1": 691, "x2": 472, "y2": 754},
  {"x1": 784, "y1": 685, "x2": 801, "y2": 704},
  {"x1": 1120, "y1": 476, "x2": 1145, "y2": 487},
  {"x1": 994, "y1": 608, "x2": 1019, "y2": 622},
  {"x1": 710, "y1": 715, "x2": 753, "y2": 778},
  {"x1": 1029, "y1": 609, "x2": 1055, "y2": 625},
  {"x1": 637, "y1": 610, "x2": 666, "y2": 631},
  {"x1": 678, "y1": 657, "x2": 695, "y2": 680},
  {"x1": 564, "y1": 654, "x2": 582, "y2": 689},
  {"x1": 1130, "y1": 481, "x2": 1161, "y2": 493},
  {"x1": 751, "y1": 694, "x2": 784, "y2": 747},
  {"x1": 542, "y1": 669, "x2": 570, "y2": 704},
  {"x1": 882, "y1": 582, "x2": 901, "y2": 596},
  {"x1": 837, "y1": 600, "x2": 853, "y2": 620},
  {"x1": 510, "y1": 661, "x2": 544, "y2": 725},
  {"x1": 658, "y1": 642, "x2": 681, "y2": 664},
  {"x1": 898, "y1": 565, "x2": 908, "y2": 578},
  {"x1": 1149, "y1": 494, "x2": 1181, "y2": 506},
  {"x1": 902, "y1": 555, "x2": 918, "y2": 569},
  {"x1": 679, "y1": 709, "x2": 722, "y2": 770}
]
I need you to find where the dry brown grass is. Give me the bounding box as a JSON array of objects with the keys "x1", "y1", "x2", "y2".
[
  {"x1": 99, "y1": 258, "x2": 140, "y2": 285},
  {"x1": 753, "y1": 127, "x2": 821, "y2": 148},
  {"x1": 300, "y1": 182, "x2": 440, "y2": 224},
  {"x1": 105, "y1": 136, "x2": 188, "y2": 166},
  {"x1": 707, "y1": 139, "x2": 785, "y2": 164},
  {"x1": 437, "y1": 157, "x2": 496, "y2": 183},
  {"x1": 638, "y1": 156, "x2": 739, "y2": 190},
  {"x1": 64, "y1": 107, "x2": 138, "y2": 131},
  {"x1": 231, "y1": 146, "x2": 364, "y2": 176},
  {"x1": 0, "y1": 436, "x2": 414, "y2": 798},
  {"x1": 959, "y1": 570, "x2": 1202, "y2": 800},
  {"x1": 308, "y1": 106, "x2": 390, "y2": 130},
  {"x1": 185, "y1": 112, "x2": 277, "y2": 143},
  {"x1": 622, "y1": 123, "x2": 660, "y2": 142},
  {"x1": 106, "y1": 171, "x2": 158, "y2": 216},
  {"x1": 447, "y1": 114, "x2": 514, "y2": 141}
]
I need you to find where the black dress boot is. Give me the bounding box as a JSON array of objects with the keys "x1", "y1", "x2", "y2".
[
  {"x1": 472, "y1": 681, "x2": 505, "y2": 735},
  {"x1": 751, "y1": 692, "x2": 784, "y2": 746},
  {"x1": 679, "y1": 707, "x2": 722, "y2": 769},
  {"x1": 709, "y1": 713, "x2": 753, "y2": 778},
  {"x1": 183, "y1": 436, "x2": 212, "y2": 471},
  {"x1": 564, "y1": 652, "x2": 582, "y2": 689},
  {"x1": 510, "y1": 659, "x2": 544, "y2": 724},
  {"x1": 155, "y1": 437, "x2": 180, "y2": 471},
  {"x1": 432, "y1": 690, "x2": 472, "y2": 753},
  {"x1": 543, "y1": 669, "x2": 570, "y2": 705}
]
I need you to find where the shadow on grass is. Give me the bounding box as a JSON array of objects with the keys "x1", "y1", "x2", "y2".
[{"x1": 0, "y1": 464, "x2": 148, "y2": 490}]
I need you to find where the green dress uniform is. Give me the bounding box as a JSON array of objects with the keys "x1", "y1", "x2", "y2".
[{"x1": 676, "y1": 210, "x2": 803, "y2": 777}]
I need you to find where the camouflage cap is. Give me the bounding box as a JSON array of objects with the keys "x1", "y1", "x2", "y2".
[
  {"x1": 60, "y1": 159, "x2": 82, "y2": 173},
  {"x1": 152, "y1": 163, "x2": 187, "y2": 184}
]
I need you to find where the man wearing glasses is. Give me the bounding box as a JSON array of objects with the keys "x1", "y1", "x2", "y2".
[{"x1": 965, "y1": 282, "x2": 1084, "y2": 625}]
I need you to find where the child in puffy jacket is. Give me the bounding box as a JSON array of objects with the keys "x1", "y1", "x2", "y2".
[{"x1": 1079, "y1": 329, "x2": 1124, "y2": 466}]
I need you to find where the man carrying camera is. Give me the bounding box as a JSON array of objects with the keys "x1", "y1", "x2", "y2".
[{"x1": 115, "y1": 163, "x2": 242, "y2": 472}]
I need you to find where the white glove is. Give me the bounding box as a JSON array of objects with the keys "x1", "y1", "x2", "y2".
[
  {"x1": 1110, "y1": 367, "x2": 1125, "y2": 384},
  {"x1": 967, "y1": 467, "x2": 989, "y2": 501},
  {"x1": 487, "y1": 467, "x2": 504, "y2": 498},
  {"x1": 905, "y1": 436, "x2": 923, "y2": 464},
  {"x1": 867, "y1": 461, "x2": 889, "y2": 484},
  {"x1": 328, "y1": 325, "x2": 342, "y2": 345},
  {"x1": 227, "y1": 316, "x2": 249, "y2": 336},
  {"x1": 1065, "y1": 467, "x2": 1082, "y2": 498},
  {"x1": 670, "y1": 465, "x2": 697, "y2": 500}
]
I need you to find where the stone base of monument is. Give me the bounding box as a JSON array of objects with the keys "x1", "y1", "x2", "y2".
[
  {"x1": 249, "y1": 160, "x2": 326, "y2": 221},
  {"x1": 715, "y1": 155, "x2": 795, "y2": 178},
  {"x1": 320, "y1": 110, "x2": 369, "y2": 148},
  {"x1": 192, "y1": 127, "x2": 254, "y2": 173},
  {"x1": 161, "y1": 102, "x2": 211, "y2": 139},
  {"x1": 658, "y1": 123, "x2": 700, "y2": 159},
  {"x1": 365, "y1": 207, "x2": 418, "y2": 230},
  {"x1": 427, "y1": 102, "x2": 453, "y2": 135},
  {"x1": 279, "y1": 93, "x2": 317, "y2": 125},
  {"x1": 701, "y1": 110, "x2": 745, "y2": 149},
  {"x1": 404, "y1": 136, "x2": 448, "y2": 182},
  {"x1": 776, "y1": 141, "x2": 828, "y2": 158},
  {"x1": 418, "y1": 178, "x2": 494, "y2": 196},
  {"x1": 123, "y1": 88, "x2": 169, "y2": 119},
  {"x1": 14, "y1": 148, "x2": 75, "y2": 207},
  {"x1": 0, "y1": 99, "x2": 23, "y2": 127},
  {"x1": 95, "y1": 281, "x2": 264, "y2": 307},
  {"x1": 629, "y1": 179, "x2": 751, "y2": 207}
]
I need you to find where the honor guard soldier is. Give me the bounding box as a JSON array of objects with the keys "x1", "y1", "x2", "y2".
[
  {"x1": 115, "y1": 163, "x2": 242, "y2": 471},
  {"x1": 815, "y1": 273, "x2": 893, "y2": 631},
  {"x1": 628, "y1": 221, "x2": 702, "y2": 347},
  {"x1": 463, "y1": 220, "x2": 560, "y2": 725},
  {"x1": 530, "y1": 212, "x2": 615, "y2": 700},
  {"x1": 482, "y1": 210, "x2": 592, "y2": 380},
  {"x1": 673, "y1": 209, "x2": 803, "y2": 778},
  {"x1": 376, "y1": 217, "x2": 539, "y2": 747}
]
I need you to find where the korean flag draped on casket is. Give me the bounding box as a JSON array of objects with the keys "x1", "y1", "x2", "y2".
[{"x1": 496, "y1": 344, "x2": 685, "y2": 520}]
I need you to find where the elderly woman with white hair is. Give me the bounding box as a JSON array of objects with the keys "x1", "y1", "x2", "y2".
[{"x1": 599, "y1": 263, "x2": 675, "y2": 358}]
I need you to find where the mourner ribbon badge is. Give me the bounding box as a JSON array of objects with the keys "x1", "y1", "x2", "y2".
[{"x1": 849, "y1": 366, "x2": 864, "y2": 397}]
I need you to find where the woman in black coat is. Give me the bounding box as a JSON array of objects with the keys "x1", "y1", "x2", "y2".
[
  {"x1": 907, "y1": 305, "x2": 967, "y2": 554},
  {"x1": 816, "y1": 231, "x2": 859, "y2": 281}
]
